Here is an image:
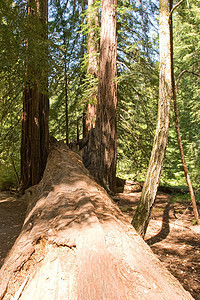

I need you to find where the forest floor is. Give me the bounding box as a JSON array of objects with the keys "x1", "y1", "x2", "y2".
[{"x1": 0, "y1": 190, "x2": 199, "y2": 299}]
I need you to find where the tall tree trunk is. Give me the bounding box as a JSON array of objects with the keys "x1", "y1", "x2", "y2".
[
  {"x1": 131, "y1": 0, "x2": 171, "y2": 237},
  {"x1": 65, "y1": 68, "x2": 69, "y2": 145},
  {"x1": 63, "y1": 35, "x2": 69, "y2": 145},
  {"x1": 169, "y1": 0, "x2": 199, "y2": 225},
  {"x1": 88, "y1": 0, "x2": 117, "y2": 192},
  {"x1": 83, "y1": 0, "x2": 99, "y2": 137},
  {"x1": 21, "y1": 0, "x2": 49, "y2": 190}
]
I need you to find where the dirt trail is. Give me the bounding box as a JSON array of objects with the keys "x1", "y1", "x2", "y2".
[
  {"x1": 0, "y1": 192, "x2": 27, "y2": 268},
  {"x1": 113, "y1": 192, "x2": 200, "y2": 299},
  {"x1": 0, "y1": 191, "x2": 199, "y2": 299}
]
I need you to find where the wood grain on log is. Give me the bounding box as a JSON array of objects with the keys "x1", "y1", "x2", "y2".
[{"x1": 0, "y1": 142, "x2": 193, "y2": 299}]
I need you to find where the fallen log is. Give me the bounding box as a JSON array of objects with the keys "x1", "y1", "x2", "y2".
[{"x1": 0, "y1": 141, "x2": 193, "y2": 299}]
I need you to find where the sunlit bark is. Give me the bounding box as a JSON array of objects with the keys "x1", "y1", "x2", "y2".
[
  {"x1": 132, "y1": 0, "x2": 171, "y2": 237},
  {"x1": 92, "y1": 0, "x2": 117, "y2": 191},
  {"x1": 83, "y1": 0, "x2": 99, "y2": 136}
]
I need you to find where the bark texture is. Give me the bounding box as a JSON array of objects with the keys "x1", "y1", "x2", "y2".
[
  {"x1": 21, "y1": 0, "x2": 49, "y2": 190},
  {"x1": 132, "y1": 0, "x2": 171, "y2": 237},
  {"x1": 0, "y1": 142, "x2": 193, "y2": 299},
  {"x1": 84, "y1": 0, "x2": 117, "y2": 192},
  {"x1": 84, "y1": 0, "x2": 99, "y2": 136}
]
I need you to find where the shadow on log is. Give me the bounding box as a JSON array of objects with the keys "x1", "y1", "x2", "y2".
[{"x1": 0, "y1": 142, "x2": 193, "y2": 299}]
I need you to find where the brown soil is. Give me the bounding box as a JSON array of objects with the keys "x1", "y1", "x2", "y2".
[
  {"x1": 113, "y1": 192, "x2": 200, "y2": 300},
  {"x1": 0, "y1": 192, "x2": 27, "y2": 268},
  {"x1": 0, "y1": 190, "x2": 199, "y2": 299}
]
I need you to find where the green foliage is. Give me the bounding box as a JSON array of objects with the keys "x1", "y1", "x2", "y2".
[
  {"x1": 48, "y1": 0, "x2": 86, "y2": 141},
  {"x1": 81, "y1": 71, "x2": 98, "y2": 107},
  {"x1": 0, "y1": 0, "x2": 25, "y2": 189},
  {"x1": 116, "y1": 0, "x2": 159, "y2": 181},
  {"x1": 49, "y1": 73, "x2": 84, "y2": 141},
  {"x1": 0, "y1": 154, "x2": 20, "y2": 191},
  {"x1": 81, "y1": 0, "x2": 100, "y2": 40},
  {"x1": 170, "y1": 193, "x2": 200, "y2": 206},
  {"x1": 0, "y1": 0, "x2": 199, "y2": 191},
  {"x1": 166, "y1": 0, "x2": 200, "y2": 189}
]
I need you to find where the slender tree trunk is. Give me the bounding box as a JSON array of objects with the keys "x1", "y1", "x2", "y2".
[
  {"x1": 63, "y1": 36, "x2": 69, "y2": 145},
  {"x1": 77, "y1": 118, "x2": 80, "y2": 142},
  {"x1": 87, "y1": 0, "x2": 117, "y2": 192},
  {"x1": 21, "y1": 0, "x2": 49, "y2": 190},
  {"x1": 173, "y1": 85, "x2": 200, "y2": 226},
  {"x1": 169, "y1": 0, "x2": 199, "y2": 224},
  {"x1": 65, "y1": 70, "x2": 69, "y2": 145},
  {"x1": 8, "y1": 153, "x2": 20, "y2": 186},
  {"x1": 132, "y1": 0, "x2": 171, "y2": 237},
  {"x1": 83, "y1": 0, "x2": 99, "y2": 136}
]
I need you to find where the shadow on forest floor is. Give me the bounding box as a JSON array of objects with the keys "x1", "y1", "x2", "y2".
[
  {"x1": 112, "y1": 191, "x2": 200, "y2": 300},
  {"x1": 146, "y1": 202, "x2": 170, "y2": 246},
  {"x1": 0, "y1": 190, "x2": 200, "y2": 299}
]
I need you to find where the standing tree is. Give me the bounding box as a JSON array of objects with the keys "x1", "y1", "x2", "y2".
[
  {"x1": 169, "y1": 0, "x2": 199, "y2": 225},
  {"x1": 48, "y1": 0, "x2": 83, "y2": 144},
  {"x1": 85, "y1": 0, "x2": 117, "y2": 192},
  {"x1": 21, "y1": 0, "x2": 49, "y2": 189},
  {"x1": 132, "y1": 0, "x2": 171, "y2": 237},
  {"x1": 0, "y1": 2, "x2": 196, "y2": 298},
  {"x1": 83, "y1": 0, "x2": 99, "y2": 137}
]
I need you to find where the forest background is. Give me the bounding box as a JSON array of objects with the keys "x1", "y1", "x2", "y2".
[{"x1": 0, "y1": 0, "x2": 199, "y2": 196}]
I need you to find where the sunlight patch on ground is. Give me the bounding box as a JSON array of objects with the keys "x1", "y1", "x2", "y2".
[{"x1": 0, "y1": 197, "x2": 16, "y2": 204}]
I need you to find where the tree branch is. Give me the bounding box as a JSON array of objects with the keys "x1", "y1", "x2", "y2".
[
  {"x1": 169, "y1": 0, "x2": 184, "y2": 19},
  {"x1": 175, "y1": 69, "x2": 200, "y2": 94}
]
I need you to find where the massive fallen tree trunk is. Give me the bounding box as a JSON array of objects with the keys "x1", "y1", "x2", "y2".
[{"x1": 0, "y1": 142, "x2": 193, "y2": 299}]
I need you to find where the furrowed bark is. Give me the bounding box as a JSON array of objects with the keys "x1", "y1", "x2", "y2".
[
  {"x1": 84, "y1": 0, "x2": 99, "y2": 136},
  {"x1": 84, "y1": 0, "x2": 117, "y2": 192},
  {"x1": 21, "y1": 0, "x2": 49, "y2": 190}
]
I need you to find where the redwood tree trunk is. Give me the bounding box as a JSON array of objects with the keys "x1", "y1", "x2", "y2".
[
  {"x1": 132, "y1": 0, "x2": 171, "y2": 237},
  {"x1": 86, "y1": 0, "x2": 117, "y2": 192},
  {"x1": 21, "y1": 0, "x2": 49, "y2": 190},
  {"x1": 84, "y1": 0, "x2": 99, "y2": 136}
]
